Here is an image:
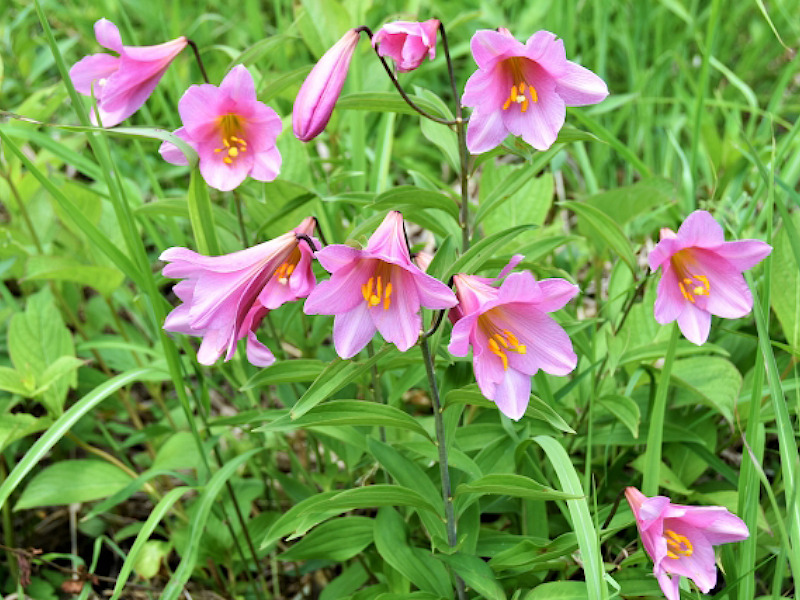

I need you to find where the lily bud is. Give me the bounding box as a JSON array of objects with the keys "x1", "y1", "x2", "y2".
[
  {"x1": 293, "y1": 29, "x2": 360, "y2": 142},
  {"x1": 372, "y1": 19, "x2": 439, "y2": 73}
]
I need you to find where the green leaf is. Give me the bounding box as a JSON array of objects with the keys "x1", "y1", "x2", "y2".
[
  {"x1": 534, "y1": 436, "x2": 608, "y2": 600},
  {"x1": 0, "y1": 368, "x2": 158, "y2": 511},
  {"x1": 187, "y1": 168, "x2": 220, "y2": 256},
  {"x1": 583, "y1": 178, "x2": 675, "y2": 226},
  {"x1": 25, "y1": 256, "x2": 124, "y2": 296},
  {"x1": 31, "y1": 356, "x2": 84, "y2": 397},
  {"x1": 15, "y1": 459, "x2": 133, "y2": 509},
  {"x1": 337, "y1": 92, "x2": 447, "y2": 119},
  {"x1": 446, "y1": 225, "x2": 535, "y2": 279},
  {"x1": 0, "y1": 367, "x2": 30, "y2": 396},
  {"x1": 770, "y1": 212, "x2": 800, "y2": 349},
  {"x1": 258, "y1": 400, "x2": 431, "y2": 440},
  {"x1": 0, "y1": 414, "x2": 48, "y2": 453},
  {"x1": 371, "y1": 186, "x2": 459, "y2": 220},
  {"x1": 151, "y1": 431, "x2": 205, "y2": 472},
  {"x1": 160, "y1": 450, "x2": 259, "y2": 600},
  {"x1": 455, "y1": 473, "x2": 581, "y2": 501},
  {"x1": 278, "y1": 517, "x2": 374, "y2": 561},
  {"x1": 597, "y1": 394, "x2": 640, "y2": 439},
  {"x1": 561, "y1": 201, "x2": 637, "y2": 274},
  {"x1": 671, "y1": 357, "x2": 742, "y2": 422},
  {"x1": 475, "y1": 165, "x2": 550, "y2": 226},
  {"x1": 241, "y1": 359, "x2": 326, "y2": 390},
  {"x1": 373, "y1": 508, "x2": 453, "y2": 599},
  {"x1": 291, "y1": 345, "x2": 394, "y2": 418},
  {"x1": 523, "y1": 581, "x2": 589, "y2": 599},
  {"x1": 439, "y1": 553, "x2": 506, "y2": 600},
  {"x1": 8, "y1": 289, "x2": 76, "y2": 415}
]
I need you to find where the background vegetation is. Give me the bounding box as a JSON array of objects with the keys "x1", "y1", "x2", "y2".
[{"x1": 1, "y1": 0, "x2": 799, "y2": 599}]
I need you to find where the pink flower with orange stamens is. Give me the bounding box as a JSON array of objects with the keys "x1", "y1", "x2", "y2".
[
  {"x1": 448, "y1": 257, "x2": 578, "y2": 420},
  {"x1": 160, "y1": 217, "x2": 318, "y2": 366},
  {"x1": 625, "y1": 487, "x2": 749, "y2": 600},
  {"x1": 303, "y1": 211, "x2": 457, "y2": 359},
  {"x1": 649, "y1": 210, "x2": 771, "y2": 345},
  {"x1": 69, "y1": 18, "x2": 187, "y2": 127},
  {"x1": 462, "y1": 28, "x2": 608, "y2": 153},
  {"x1": 159, "y1": 65, "x2": 282, "y2": 191}
]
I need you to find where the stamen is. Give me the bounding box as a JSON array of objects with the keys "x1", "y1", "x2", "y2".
[
  {"x1": 383, "y1": 282, "x2": 392, "y2": 310},
  {"x1": 228, "y1": 147, "x2": 239, "y2": 158},
  {"x1": 223, "y1": 156, "x2": 233, "y2": 164},
  {"x1": 664, "y1": 529, "x2": 693, "y2": 558},
  {"x1": 488, "y1": 338, "x2": 509, "y2": 370},
  {"x1": 362, "y1": 277, "x2": 374, "y2": 302}
]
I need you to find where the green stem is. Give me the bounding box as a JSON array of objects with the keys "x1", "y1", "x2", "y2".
[
  {"x1": 642, "y1": 324, "x2": 679, "y2": 495},
  {"x1": 419, "y1": 337, "x2": 466, "y2": 600}
]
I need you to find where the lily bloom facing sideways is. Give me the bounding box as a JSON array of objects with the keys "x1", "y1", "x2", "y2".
[
  {"x1": 293, "y1": 29, "x2": 361, "y2": 142},
  {"x1": 448, "y1": 258, "x2": 578, "y2": 420},
  {"x1": 648, "y1": 210, "x2": 772, "y2": 345},
  {"x1": 625, "y1": 487, "x2": 749, "y2": 600},
  {"x1": 462, "y1": 28, "x2": 608, "y2": 153},
  {"x1": 160, "y1": 217, "x2": 317, "y2": 367},
  {"x1": 372, "y1": 19, "x2": 439, "y2": 72},
  {"x1": 160, "y1": 65, "x2": 282, "y2": 191},
  {"x1": 69, "y1": 18, "x2": 187, "y2": 127},
  {"x1": 304, "y1": 211, "x2": 457, "y2": 359}
]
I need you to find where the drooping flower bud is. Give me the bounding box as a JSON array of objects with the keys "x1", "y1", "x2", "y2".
[
  {"x1": 372, "y1": 19, "x2": 439, "y2": 73},
  {"x1": 293, "y1": 29, "x2": 360, "y2": 142}
]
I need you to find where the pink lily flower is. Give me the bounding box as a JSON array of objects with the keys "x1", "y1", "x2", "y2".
[
  {"x1": 625, "y1": 487, "x2": 749, "y2": 600},
  {"x1": 160, "y1": 217, "x2": 318, "y2": 367},
  {"x1": 372, "y1": 19, "x2": 439, "y2": 73},
  {"x1": 69, "y1": 18, "x2": 187, "y2": 127},
  {"x1": 649, "y1": 210, "x2": 772, "y2": 345},
  {"x1": 448, "y1": 258, "x2": 578, "y2": 420},
  {"x1": 159, "y1": 65, "x2": 282, "y2": 192},
  {"x1": 303, "y1": 211, "x2": 457, "y2": 358},
  {"x1": 293, "y1": 29, "x2": 361, "y2": 142},
  {"x1": 462, "y1": 28, "x2": 608, "y2": 153}
]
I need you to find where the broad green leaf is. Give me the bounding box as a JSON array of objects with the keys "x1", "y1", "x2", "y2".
[
  {"x1": 319, "y1": 564, "x2": 369, "y2": 600},
  {"x1": 0, "y1": 366, "x2": 29, "y2": 396},
  {"x1": 259, "y1": 400, "x2": 431, "y2": 440},
  {"x1": 337, "y1": 92, "x2": 447, "y2": 119},
  {"x1": 31, "y1": 356, "x2": 84, "y2": 397},
  {"x1": 8, "y1": 289, "x2": 75, "y2": 415},
  {"x1": 439, "y1": 553, "x2": 506, "y2": 600},
  {"x1": 630, "y1": 454, "x2": 692, "y2": 495},
  {"x1": 278, "y1": 517, "x2": 373, "y2": 561},
  {"x1": 597, "y1": 394, "x2": 640, "y2": 439},
  {"x1": 241, "y1": 359, "x2": 326, "y2": 390},
  {"x1": 0, "y1": 413, "x2": 48, "y2": 453},
  {"x1": 523, "y1": 581, "x2": 589, "y2": 599},
  {"x1": 770, "y1": 213, "x2": 800, "y2": 349},
  {"x1": 25, "y1": 255, "x2": 124, "y2": 296},
  {"x1": 15, "y1": 459, "x2": 133, "y2": 509},
  {"x1": 476, "y1": 163, "x2": 551, "y2": 226},
  {"x1": 455, "y1": 473, "x2": 581, "y2": 501},
  {"x1": 373, "y1": 508, "x2": 453, "y2": 599},
  {"x1": 562, "y1": 201, "x2": 637, "y2": 274},
  {"x1": 583, "y1": 178, "x2": 675, "y2": 226},
  {"x1": 151, "y1": 431, "x2": 205, "y2": 472},
  {"x1": 671, "y1": 357, "x2": 742, "y2": 422},
  {"x1": 372, "y1": 186, "x2": 459, "y2": 220},
  {"x1": 291, "y1": 345, "x2": 394, "y2": 418},
  {"x1": 446, "y1": 225, "x2": 535, "y2": 279}
]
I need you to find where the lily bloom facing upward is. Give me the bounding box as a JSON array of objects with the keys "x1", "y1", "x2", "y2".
[
  {"x1": 161, "y1": 217, "x2": 317, "y2": 367},
  {"x1": 462, "y1": 28, "x2": 608, "y2": 153},
  {"x1": 649, "y1": 210, "x2": 772, "y2": 345},
  {"x1": 160, "y1": 65, "x2": 282, "y2": 191},
  {"x1": 304, "y1": 211, "x2": 457, "y2": 358},
  {"x1": 372, "y1": 19, "x2": 439, "y2": 72},
  {"x1": 69, "y1": 18, "x2": 187, "y2": 127},
  {"x1": 293, "y1": 29, "x2": 361, "y2": 142},
  {"x1": 625, "y1": 487, "x2": 749, "y2": 600},
  {"x1": 448, "y1": 258, "x2": 578, "y2": 420}
]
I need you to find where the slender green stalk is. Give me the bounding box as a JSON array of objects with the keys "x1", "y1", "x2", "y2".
[
  {"x1": 367, "y1": 341, "x2": 386, "y2": 444},
  {"x1": 642, "y1": 324, "x2": 679, "y2": 495},
  {"x1": 419, "y1": 337, "x2": 466, "y2": 600}
]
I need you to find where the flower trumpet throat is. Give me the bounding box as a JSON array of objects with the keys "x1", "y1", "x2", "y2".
[
  {"x1": 501, "y1": 59, "x2": 538, "y2": 112},
  {"x1": 481, "y1": 316, "x2": 527, "y2": 371},
  {"x1": 214, "y1": 114, "x2": 247, "y2": 165},
  {"x1": 362, "y1": 275, "x2": 393, "y2": 310},
  {"x1": 664, "y1": 529, "x2": 693, "y2": 559}
]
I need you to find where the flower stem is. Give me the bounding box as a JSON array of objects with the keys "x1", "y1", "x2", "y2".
[
  {"x1": 187, "y1": 39, "x2": 210, "y2": 84},
  {"x1": 233, "y1": 191, "x2": 249, "y2": 247},
  {"x1": 357, "y1": 26, "x2": 457, "y2": 126},
  {"x1": 642, "y1": 323, "x2": 679, "y2": 495},
  {"x1": 419, "y1": 336, "x2": 466, "y2": 600},
  {"x1": 438, "y1": 22, "x2": 471, "y2": 252}
]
